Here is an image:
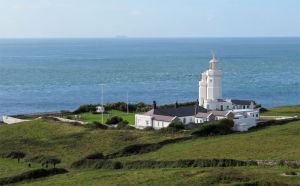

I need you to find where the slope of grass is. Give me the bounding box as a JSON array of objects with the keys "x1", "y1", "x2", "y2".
[
  {"x1": 120, "y1": 121, "x2": 300, "y2": 161},
  {"x1": 0, "y1": 119, "x2": 185, "y2": 167},
  {"x1": 20, "y1": 166, "x2": 300, "y2": 186},
  {"x1": 0, "y1": 158, "x2": 39, "y2": 178},
  {"x1": 262, "y1": 105, "x2": 300, "y2": 117},
  {"x1": 65, "y1": 110, "x2": 137, "y2": 124}
]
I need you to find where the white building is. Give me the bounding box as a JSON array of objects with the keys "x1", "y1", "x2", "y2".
[{"x1": 135, "y1": 53, "x2": 260, "y2": 131}]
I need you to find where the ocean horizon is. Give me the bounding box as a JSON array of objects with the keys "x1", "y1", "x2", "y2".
[{"x1": 0, "y1": 37, "x2": 300, "y2": 117}]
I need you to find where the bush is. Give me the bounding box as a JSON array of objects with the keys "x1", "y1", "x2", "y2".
[
  {"x1": 28, "y1": 155, "x2": 61, "y2": 168},
  {"x1": 284, "y1": 171, "x2": 298, "y2": 176},
  {"x1": 116, "y1": 121, "x2": 135, "y2": 130},
  {"x1": 85, "y1": 152, "x2": 104, "y2": 159},
  {"x1": 0, "y1": 168, "x2": 68, "y2": 185},
  {"x1": 168, "y1": 119, "x2": 185, "y2": 130},
  {"x1": 259, "y1": 107, "x2": 268, "y2": 112},
  {"x1": 1, "y1": 151, "x2": 26, "y2": 163},
  {"x1": 73, "y1": 104, "x2": 97, "y2": 114},
  {"x1": 192, "y1": 119, "x2": 234, "y2": 137},
  {"x1": 106, "y1": 116, "x2": 123, "y2": 125},
  {"x1": 143, "y1": 126, "x2": 154, "y2": 131},
  {"x1": 71, "y1": 159, "x2": 257, "y2": 170},
  {"x1": 87, "y1": 121, "x2": 108, "y2": 129},
  {"x1": 157, "y1": 127, "x2": 179, "y2": 134}
]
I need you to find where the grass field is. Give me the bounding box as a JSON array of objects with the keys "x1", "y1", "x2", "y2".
[
  {"x1": 65, "y1": 110, "x2": 137, "y2": 125},
  {"x1": 119, "y1": 120, "x2": 300, "y2": 161},
  {"x1": 1, "y1": 106, "x2": 300, "y2": 185},
  {"x1": 0, "y1": 119, "x2": 185, "y2": 167},
  {"x1": 0, "y1": 158, "x2": 39, "y2": 178},
  {"x1": 19, "y1": 166, "x2": 300, "y2": 186},
  {"x1": 262, "y1": 105, "x2": 300, "y2": 117}
]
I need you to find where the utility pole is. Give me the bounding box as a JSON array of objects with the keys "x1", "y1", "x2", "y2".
[
  {"x1": 126, "y1": 90, "x2": 129, "y2": 114},
  {"x1": 100, "y1": 84, "x2": 104, "y2": 124}
]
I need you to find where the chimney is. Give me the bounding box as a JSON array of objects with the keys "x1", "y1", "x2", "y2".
[
  {"x1": 153, "y1": 101, "x2": 157, "y2": 109},
  {"x1": 175, "y1": 101, "x2": 179, "y2": 108},
  {"x1": 194, "y1": 100, "x2": 198, "y2": 116}
]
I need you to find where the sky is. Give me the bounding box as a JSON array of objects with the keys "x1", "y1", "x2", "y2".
[{"x1": 0, "y1": 0, "x2": 299, "y2": 38}]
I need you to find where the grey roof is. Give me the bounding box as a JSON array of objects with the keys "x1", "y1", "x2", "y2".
[
  {"x1": 210, "y1": 110, "x2": 232, "y2": 117},
  {"x1": 152, "y1": 115, "x2": 176, "y2": 122},
  {"x1": 145, "y1": 105, "x2": 207, "y2": 117},
  {"x1": 231, "y1": 99, "x2": 255, "y2": 105},
  {"x1": 196, "y1": 112, "x2": 213, "y2": 118}
]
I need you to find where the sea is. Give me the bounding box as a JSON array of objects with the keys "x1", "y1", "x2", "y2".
[{"x1": 0, "y1": 38, "x2": 299, "y2": 117}]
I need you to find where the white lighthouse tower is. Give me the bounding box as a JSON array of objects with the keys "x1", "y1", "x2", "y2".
[{"x1": 199, "y1": 52, "x2": 222, "y2": 110}]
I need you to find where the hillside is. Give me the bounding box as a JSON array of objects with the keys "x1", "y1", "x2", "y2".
[
  {"x1": 0, "y1": 119, "x2": 185, "y2": 167},
  {"x1": 261, "y1": 105, "x2": 300, "y2": 117},
  {"x1": 1, "y1": 108, "x2": 300, "y2": 185},
  {"x1": 119, "y1": 120, "x2": 300, "y2": 161}
]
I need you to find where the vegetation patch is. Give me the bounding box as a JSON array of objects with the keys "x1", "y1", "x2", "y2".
[
  {"x1": 106, "y1": 136, "x2": 193, "y2": 159},
  {"x1": 28, "y1": 155, "x2": 61, "y2": 168},
  {"x1": 71, "y1": 159, "x2": 258, "y2": 170},
  {"x1": 0, "y1": 168, "x2": 68, "y2": 185},
  {"x1": 249, "y1": 117, "x2": 300, "y2": 130},
  {"x1": 191, "y1": 119, "x2": 234, "y2": 136},
  {"x1": 0, "y1": 151, "x2": 26, "y2": 163},
  {"x1": 261, "y1": 105, "x2": 300, "y2": 117}
]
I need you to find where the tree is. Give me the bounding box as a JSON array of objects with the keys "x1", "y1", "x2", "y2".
[
  {"x1": 48, "y1": 158, "x2": 61, "y2": 168},
  {"x1": 106, "y1": 116, "x2": 123, "y2": 125},
  {"x1": 7, "y1": 151, "x2": 26, "y2": 163}
]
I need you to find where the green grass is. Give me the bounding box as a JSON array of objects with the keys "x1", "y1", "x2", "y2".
[
  {"x1": 0, "y1": 158, "x2": 39, "y2": 178},
  {"x1": 65, "y1": 110, "x2": 137, "y2": 124},
  {"x1": 0, "y1": 119, "x2": 185, "y2": 167},
  {"x1": 2, "y1": 106, "x2": 300, "y2": 185},
  {"x1": 262, "y1": 105, "x2": 300, "y2": 117},
  {"x1": 19, "y1": 166, "x2": 300, "y2": 186},
  {"x1": 120, "y1": 121, "x2": 300, "y2": 161}
]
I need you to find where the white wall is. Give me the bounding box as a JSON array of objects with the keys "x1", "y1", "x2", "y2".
[
  {"x1": 179, "y1": 116, "x2": 195, "y2": 124},
  {"x1": 135, "y1": 114, "x2": 152, "y2": 129},
  {"x1": 152, "y1": 120, "x2": 170, "y2": 129}
]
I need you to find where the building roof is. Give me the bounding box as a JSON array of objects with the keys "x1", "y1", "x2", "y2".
[
  {"x1": 231, "y1": 99, "x2": 255, "y2": 105},
  {"x1": 152, "y1": 115, "x2": 176, "y2": 122},
  {"x1": 195, "y1": 112, "x2": 213, "y2": 118},
  {"x1": 144, "y1": 105, "x2": 207, "y2": 117},
  {"x1": 210, "y1": 110, "x2": 232, "y2": 117}
]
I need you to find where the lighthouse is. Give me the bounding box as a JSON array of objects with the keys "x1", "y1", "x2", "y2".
[{"x1": 199, "y1": 52, "x2": 222, "y2": 110}]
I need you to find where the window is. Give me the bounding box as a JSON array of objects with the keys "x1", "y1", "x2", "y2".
[
  {"x1": 146, "y1": 121, "x2": 149, "y2": 125},
  {"x1": 227, "y1": 106, "x2": 229, "y2": 109},
  {"x1": 256, "y1": 114, "x2": 259, "y2": 117}
]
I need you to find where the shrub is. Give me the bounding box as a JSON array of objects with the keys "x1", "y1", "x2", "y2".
[
  {"x1": 284, "y1": 171, "x2": 298, "y2": 176},
  {"x1": 29, "y1": 155, "x2": 61, "y2": 168},
  {"x1": 0, "y1": 168, "x2": 68, "y2": 185},
  {"x1": 116, "y1": 121, "x2": 135, "y2": 130},
  {"x1": 1, "y1": 151, "x2": 26, "y2": 163},
  {"x1": 192, "y1": 119, "x2": 234, "y2": 137},
  {"x1": 88, "y1": 121, "x2": 108, "y2": 129},
  {"x1": 106, "y1": 116, "x2": 123, "y2": 125},
  {"x1": 168, "y1": 119, "x2": 185, "y2": 130},
  {"x1": 71, "y1": 159, "x2": 257, "y2": 170},
  {"x1": 259, "y1": 107, "x2": 268, "y2": 112},
  {"x1": 73, "y1": 104, "x2": 97, "y2": 114},
  {"x1": 85, "y1": 152, "x2": 104, "y2": 159},
  {"x1": 157, "y1": 127, "x2": 179, "y2": 134},
  {"x1": 143, "y1": 126, "x2": 154, "y2": 131}
]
